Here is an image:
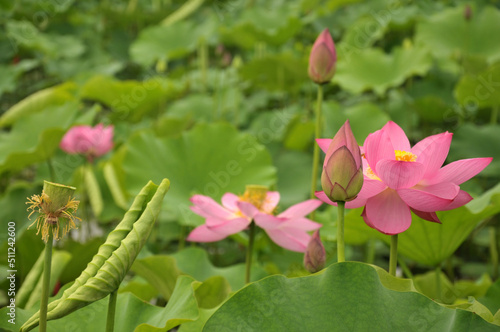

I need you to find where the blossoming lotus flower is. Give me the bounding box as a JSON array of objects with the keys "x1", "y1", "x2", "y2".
[
  {"x1": 187, "y1": 186, "x2": 322, "y2": 252},
  {"x1": 316, "y1": 121, "x2": 492, "y2": 235},
  {"x1": 60, "y1": 124, "x2": 114, "y2": 162},
  {"x1": 308, "y1": 28, "x2": 337, "y2": 84}
]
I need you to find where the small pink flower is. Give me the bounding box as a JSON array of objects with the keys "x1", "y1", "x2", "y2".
[
  {"x1": 308, "y1": 28, "x2": 337, "y2": 84},
  {"x1": 60, "y1": 124, "x2": 114, "y2": 162},
  {"x1": 187, "y1": 189, "x2": 322, "y2": 253},
  {"x1": 316, "y1": 121, "x2": 492, "y2": 235}
]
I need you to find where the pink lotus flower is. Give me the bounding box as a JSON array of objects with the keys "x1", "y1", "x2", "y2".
[
  {"x1": 316, "y1": 121, "x2": 492, "y2": 235},
  {"x1": 308, "y1": 28, "x2": 337, "y2": 84},
  {"x1": 321, "y1": 120, "x2": 363, "y2": 202},
  {"x1": 187, "y1": 188, "x2": 322, "y2": 252},
  {"x1": 60, "y1": 124, "x2": 114, "y2": 162}
]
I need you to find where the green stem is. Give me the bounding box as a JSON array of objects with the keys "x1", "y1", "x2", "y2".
[
  {"x1": 310, "y1": 84, "x2": 324, "y2": 219},
  {"x1": 245, "y1": 221, "x2": 256, "y2": 284},
  {"x1": 389, "y1": 234, "x2": 398, "y2": 276},
  {"x1": 337, "y1": 201, "x2": 345, "y2": 262},
  {"x1": 490, "y1": 226, "x2": 499, "y2": 279},
  {"x1": 365, "y1": 239, "x2": 376, "y2": 264},
  {"x1": 491, "y1": 106, "x2": 498, "y2": 125},
  {"x1": 198, "y1": 38, "x2": 208, "y2": 91},
  {"x1": 178, "y1": 226, "x2": 186, "y2": 250},
  {"x1": 39, "y1": 233, "x2": 54, "y2": 332},
  {"x1": 106, "y1": 290, "x2": 117, "y2": 332},
  {"x1": 435, "y1": 265, "x2": 442, "y2": 302},
  {"x1": 46, "y1": 158, "x2": 56, "y2": 182}
]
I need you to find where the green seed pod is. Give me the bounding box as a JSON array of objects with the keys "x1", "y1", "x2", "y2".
[{"x1": 21, "y1": 179, "x2": 170, "y2": 331}]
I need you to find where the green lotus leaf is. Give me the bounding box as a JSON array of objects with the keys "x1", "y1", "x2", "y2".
[
  {"x1": 79, "y1": 75, "x2": 186, "y2": 122},
  {"x1": 1, "y1": 275, "x2": 209, "y2": 332},
  {"x1": 129, "y1": 21, "x2": 199, "y2": 67},
  {"x1": 120, "y1": 122, "x2": 276, "y2": 225},
  {"x1": 448, "y1": 124, "x2": 500, "y2": 178},
  {"x1": 132, "y1": 247, "x2": 268, "y2": 300},
  {"x1": 415, "y1": 6, "x2": 500, "y2": 63},
  {"x1": 218, "y1": 5, "x2": 302, "y2": 49},
  {"x1": 0, "y1": 101, "x2": 82, "y2": 175},
  {"x1": 454, "y1": 63, "x2": 500, "y2": 110},
  {"x1": 204, "y1": 262, "x2": 499, "y2": 331},
  {"x1": 333, "y1": 46, "x2": 432, "y2": 95},
  {"x1": 238, "y1": 53, "x2": 309, "y2": 92}
]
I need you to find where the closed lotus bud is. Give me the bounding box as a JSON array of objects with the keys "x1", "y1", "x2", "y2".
[
  {"x1": 303, "y1": 230, "x2": 326, "y2": 273},
  {"x1": 321, "y1": 120, "x2": 363, "y2": 202},
  {"x1": 464, "y1": 5, "x2": 472, "y2": 21},
  {"x1": 308, "y1": 28, "x2": 337, "y2": 84}
]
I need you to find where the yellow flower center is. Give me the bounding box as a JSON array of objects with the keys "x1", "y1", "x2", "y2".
[
  {"x1": 239, "y1": 185, "x2": 269, "y2": 211},
  {"x1": 395, "y1": 150, "x2": 417, "y2": 162}
]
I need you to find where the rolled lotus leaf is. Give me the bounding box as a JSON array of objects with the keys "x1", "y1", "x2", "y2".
[{"x1": 21, "y1": 179, "x2": 170, "y2": 331}]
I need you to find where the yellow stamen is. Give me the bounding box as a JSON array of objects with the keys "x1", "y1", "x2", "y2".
[
  {"x1": 395, "y1": 150, "x2": 417, "y2": 162},
  {"x1": 239, "y1": 185, "x2": 269, "y2": 212}
]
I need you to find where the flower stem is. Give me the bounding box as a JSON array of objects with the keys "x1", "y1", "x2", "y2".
[
  {"x1": 337, "y1": 201, "x2": 345, "y2": 263},
  {"x1": 435, "y1": 265, "x2": 442, "y2": 302},
  {"x1": 310, "y1": 84, "x2": 324, "y2": 219},
  {"x1": 46, "y1": 158, "x2": 56, "y2": 182},
  {"x1": 39, "y1": 233, "x2": 54, "y2": 332},
  {"x1": 245, "y1": 221, "x2": 256, "y2": 284},
  {"x1": 106, "y1": 290, "x2": 117, "y2": 332},
  {"x1": 490, "y1": 226, "x2": 499, "y2": 279},
  {"x1": 389, "y1": 234, "x2": 398, "y2": 276}
]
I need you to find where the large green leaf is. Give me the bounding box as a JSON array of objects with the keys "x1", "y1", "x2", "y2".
[
  {"x1": 204, "y1": 262, "x2": 499, "y2": 331},
  {"x1": 415, "y1": 6, "x2": 500, "y2": 63},
  {"x1": 333, "y1": 46, "x2": 432, "y2": 95},
  {"x1": 448, "y1": 124, "x2": 500, "y2": 178},
  {"x1": 79, "y1": 75, "x2": 186, "y2": 122},
  {"x1": 238, "y1": 53, "x2": 309, "y2": 92},
  {"x1": 0, "y1": 101, "x2": 81, "y2": 175},
  {"x1": 219, "y1": 5, "x2": 302, "y2": 49},
  {"x1": 121, "y1": 123, "x2": 276, "y2": 225},
  {"x1": 129, "y1": 21, "x2": 200, "y2": 67},
  {"x1": 1, "y1": 275, "x2": 211, "y2": 332},
  {"x1": 455, "y1": 63, "x2": 500, "y2": 110},
  {"x1": 20, "y1": 179, "x2": 170, "y2": 331},
  {"x1": 132, "y1": 247, "x2": 268, "y2": 299}
]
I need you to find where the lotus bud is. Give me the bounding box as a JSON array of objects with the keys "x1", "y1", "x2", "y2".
[
  {"x1": 308, "y1": 28, "x2": 337, "y2": 84},
  {"x1": 464, "y1": 5, "x2": 472, "y2": 21},
  {"x1": 303, "y1": 230, "x2": 326, "y2": 273},
  {"x1": 321, "y1": 120, "x2": 363, "y2": 202}
]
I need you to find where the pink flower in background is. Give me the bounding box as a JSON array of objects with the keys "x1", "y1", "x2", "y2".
[
  {"x1": 187, "y1": 187, "x2": 322, "y2": 253},
  {"x1": 316, "y1": 121, "x2": 492, "y2": 235},
  {"x1": 308, "y1": 28, "x2": 337, "y2": 84},
  {"x1": 60, "y1": 124, "x2": 114, "y2": 162}
]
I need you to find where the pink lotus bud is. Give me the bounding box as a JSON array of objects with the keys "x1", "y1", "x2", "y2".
[
  {"x1": 464, "y1": 5, "x2": 472, "y2": 21},
  {"x1": 308, "y1": 28, "x2": 337, "y2": 84},
  {"x1": 321, "y1": 120, "x2": 363, "y2": 202},
  {"x1": 60, "y1": 124, "x2": 114, "y2": 163},
  {"x1": 303, "y1": 230, "x2": 326, "y2": 273}
]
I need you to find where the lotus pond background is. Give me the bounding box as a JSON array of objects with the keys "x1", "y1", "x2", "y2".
[{"x1": 1, "y1": 0, "x2": 500, "y2": 330}]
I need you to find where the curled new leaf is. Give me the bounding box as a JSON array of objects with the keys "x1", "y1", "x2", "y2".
[{"x1": 21, "y1": 179, "x2": 170, "y2": 331}]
